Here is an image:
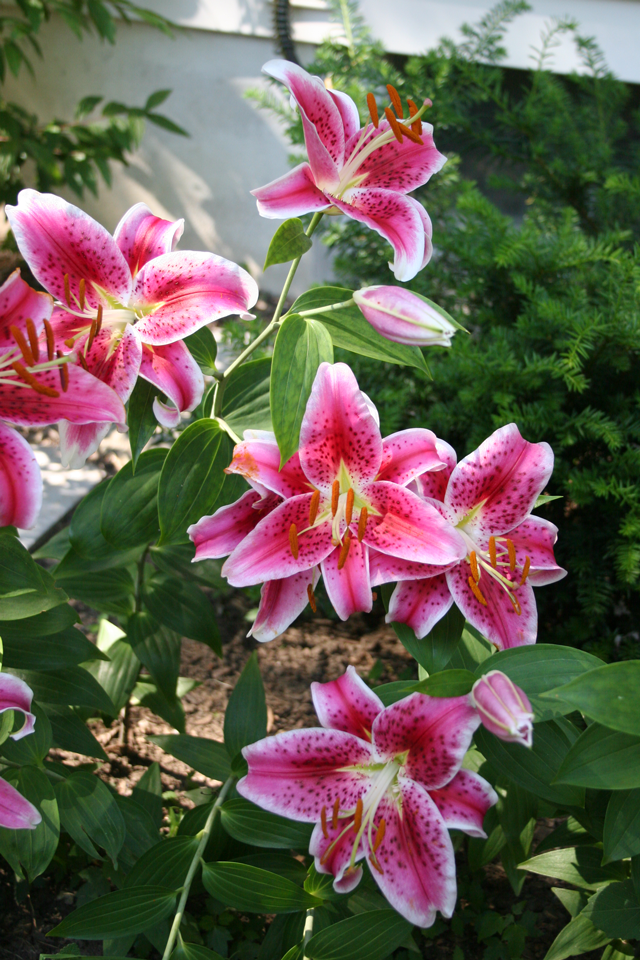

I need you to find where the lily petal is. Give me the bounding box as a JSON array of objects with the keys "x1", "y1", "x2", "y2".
[
  {"x1": 344, "y1": 120, "x2": 446, "y2": 195},
  {"x1": 252, "y1": 163, "x2": 332, "y2": 219},
  {"x1": 328, "y1": 88, "x2": 361, "y2": 141},
  {"x1": 311, "y1": 664, "x2": 383, "y2": 739},
  {"x1": 372, "y1": 692, "x2": 480, "y2": 790},
  {"x1": 430, "y1": 769, "x2": 498, "y2": 838},
  {"x1": 225, "y1": 435, "x2": 310, "y2": 499},
  {"x1": 82, "y1": 325, "x2": 143, "y2": 404},
  {"x1": 386, "y1": 573, "x2": 454, "y2": 638},
  {"x1": 445, "y1": 423, "x2": 554, "y2": 538},
  {"x1": 133, "y1": 251, "x2": 259, "y2": 345},
  {"x1": 413, "y1": 438, "x2": 457, "y2": 502},
  {"x1": 310, "y1": 817, "x2": 364, "y2": 893},
  {"x1": 321, "y1": 539, "x2": 372, "y2": 621},
  {"x1": 0, "y1": 270, "x2": 52, "y2": 351},
  {"x1": 370, "y1": 550, "x2": 449, "y2": 587},
  {"x1": 377, "y1": 428, "x2": 446, "y2": 486},
  {"x1": 0, "y1": 673, "x2": 36, "y2": 740},
  {"x1": 188, "y1": 490, "x2": 280, "y2": 560},
  {"x1": 58, "y1": 421, "x2": 112, "y2": 470},
  {"x1": 446, "y1": 562, "x2": 538, "y2": 650},
  {"x1": 371, "y1": 777, "x2": 456, "y2": 927},
  {"x1": 0, "y1": 424, "x2": 42, "y2": 529},
  {"x1": 507, "y1": 516, "x2": 567, "y2": 586},
  {"x1": 6, "y1": 189, "x2": 132, "y2": 307},
  {"x1": 249, "y1": 567, "x2": 319, "y2": 643},
  {"x1": 238, "y1": 727, "x2": 374, "y2": 821},
  {"x1": 222, "y1": 494, "x2": 335, "y2": 587},
  {"x1": 113, "y1": 202, "x2": 184, "y2": 275},
  {"x1": 299, "y1": 362, "x2": 382, "y2": 494},
  {"x1": 363, "y1": 481, "x2": 466, "y2": 566},
  {"x1": 0, "y1": 776, "x2": 41, "y2": 830},
  {"x1": 139, "y1": 340, "x2": 204, "y2": 426}
]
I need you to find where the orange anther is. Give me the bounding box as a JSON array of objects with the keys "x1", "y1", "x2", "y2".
[
  {"x1": 43, "y1": 318, "x2": 55, "y2": 362},
  {"x1": 64, "y1": 338, "x2": 76, "y2": 349},
  {"x1": 386, "y1": 84, "x2": 403, "y2": 118},
  {"x1": 63, "y1": 273, "x2": 71, "y2": 306},
  {"x1": 507, "y1": 538, "x2": 516, "y2": 572},
  {"x1": 78, "y1": 352, "x2": 89, "y2": 372},
  {"x1": 489, "y1": 536, "x2": 497, "y2": 568},
  {"x1": 57, "y1": 351, "x2": 69, "y2": 392},
  {"x1": 332, "y1": 797, "x2": 340, "y2": 830},
  {"x1": 288, "y1": 523, "x2": 299, "y2": 560},
  {"x1": 95, "y1": 303, "x2": 103, "y2": 333},
  {"x1": 509, "y1": 592, "x2": 522, "y2": 616},
  {"x1": 384, "y1": 107, "x2": 404, "y2": 144},
  {"x1": 469, "y1": 550, "x2": 480, "y2": 583},
  {"x1": 345, "y1": 488, "x2": 354, "y2": 525},
  {"x1": 86, "y1": 318, "x2": 98, "y2": 353},
  {"x1": 337, "y1": 535, "x2": 352, "y2": 570},
  {"x1": 307, "y1": 583, "x2": 317, "y2": 613},
  {"x1": 308, "y1": 489, "x2": 320, "y2": 527},
  {"x1": 353, "y1": 797, "x2": 363, "y2": 833},
  {"x1": 468, "y1": 576, "x2": 488, "y2": 607},
  {"x1": 366, "y1": 92, "x2": 379, "y2": 128},
  {"x1": 25, "y1": 318, "x2": 40, "y2": 362},
  {"x1": 357, "y1": 506, "x2": 368, "y2": 542},
  {"x1": 407, "y1": 98, "x2": 423, "y2": 136},
  {"x1": 10, "y1": 325, "x2": 35, "y2": 367},
  {"x1": 519, "y1": 556, "x2": 531, "y2": 586},
  {"x1": 331, "y1": 479, "x2": 340, "y2": 516},
  {"x1": 320, "y1": 805, "x2": 329, "y2": 839},
  {"x1": 373, "y1": 818, "x2": 386, "y2": 852},
  {"x1": 78, "y1": 278, "x2": 86, "y2": 311},
  {"x1": 396, "y1": 121, "x2": 423, "y2": 145},
  {"x1": 368, "y1": 854, "x2": 384, "y2": 875},
  {"x1": 10, "y1": 362, "x2": 59, "y2": 398}
]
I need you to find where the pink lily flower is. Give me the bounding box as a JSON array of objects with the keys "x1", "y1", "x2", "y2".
[
  {"x1": 387, "y1": 424, "x2": 567, "y2": 650},
  {"x1": 0, "y1": 270, "x2": 125, "y2": 527},
  {"x1": 252, "y1": 61, "x2": 446, "y2": 282},
  {"x1": 0, "y1": 672, "x2": 42, "y2": 829},
  {"x1": 471, "y1": 671, "x2": 534, "y2": 748},
  {"x1": 189, "y1": 363, "x2": 466, "y2": 638},
  {"x1": 238, "y1": 666, "x2": 497, "y2": 926},
  {"x1": 6, "y1": 191, "x2": 259, "y2": 465}
]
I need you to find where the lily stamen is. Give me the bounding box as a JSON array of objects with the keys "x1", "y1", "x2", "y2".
[
  {"x1": 489, "y1": 536, "x2": 497, "y2": 568},
  {"x1": 43, "y1": 318, "x2": 55, "y2": 362},
  {"x1": 288, "y1": 523, "x2": 299, "y2": 559},
  {"x1": 10, "y1": 325, "x2": 35, "y2": 367},
  {"x1": 338, "y1": 535, "x2": 352, "y2": 570},
  {"x1": 366, "y1": 92, "x2": 379, "y2": 128},
  {"x1": 320, "y1": 805, "x2": 329, "y2": 840},
  {"x1": 396, "y1": 121, "x2": 424, "y2": 145},
  {"x1": 307, "y1": 583, "x2": 317, "y2": 613},
  {"x1": 384, "y1": 107, "x2": 404, "y2": 144},
  {"x1": 358, "y1": 506, "x2": 368, "y2": 542},
  {"x1": 509, "y1": 593, "x2": 522, "y2": 616},
  {"x1": 63, "y1": 272, "x2": 71, "y2": 306},
  {"x1": 78, "y1": 278, "x2": 86, "y2": 311},
  {"x1": 468, "y1": 576, "x2": 488, "y2": 606},
  {"x1": 332, "y1": 797, "x2": 340, "y2": 830},
  {"x1": 331, "y1": 480, "x2": 340, "y2": 516},
  {"x1": 386, "y1": 84, "x2": 403, "y2": 118},
  {"x1": 309, "y1": 490, "x2": 320, "y2": 527},
  {"x1": 25, "y1": 318, "x2": 39, "y2": 362},
  {"x1": 345, "y1": 488, "x2": 354, "y2": 525},
  {"x1": 369, "y1": 854, "x2": 384, "y2": 874},
  {"x1": 10, "y1": 361, "x2": 59, "y2": 398},
  {"x1": 96, "y1": 303, "x2": 103, "y2": 333},
  {"x1": 57, "y1": 350, "x2": 69, "y2": 392},
  {"x1": 86, "y1": 317, "x2": 98, "y2": 353},
  {"x1": 353, "y1": 797, "x2": 363, "y2": 833},
  {"x1": 519, "y1": 557, "x2": 531, "y2": 586},
  {"x1": 372, "y1": 818, "x2": 386, "y2": 852},
  {"x1": 507, "y1": 538, "x2": 516, "y2": 572},
  {"x1": 469, "y1": 550, "x2": 480, "y2": 583},
  {"x1": 407, "y1": 98, "x2": 422, "y2": 135},
  {"x1": 78, "y1": 353, "x2": 89, "y2": 372}
]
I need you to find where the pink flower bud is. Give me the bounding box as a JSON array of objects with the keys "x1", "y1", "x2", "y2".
[
  {"x1": 471, "y1": 671, "x2": 534, "y2": 748},
  {"x1": 352, "y1": 286, "x2": 457, "y2": 347}
]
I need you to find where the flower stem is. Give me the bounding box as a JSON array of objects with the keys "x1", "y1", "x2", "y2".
[
  {"x1": 302, "y1": 908, "x2": 315, "y2": 960},
  {"x1": 294, "y1": 298, "x2": 355, "y2": 318},
  {"x1": 161, "y1": 776, "x2": 235, "y2": 960},
  {"x1": 212, "y1": 211, "x2": 324, "y2": 418}
]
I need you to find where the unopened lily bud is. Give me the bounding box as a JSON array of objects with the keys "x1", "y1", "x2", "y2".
[
  {"x1": 471, "y1": 671, "x2": 534, "y2": 748},
  {"x1": 352, "y1": 286, "x2": 457, "y2": 347}
]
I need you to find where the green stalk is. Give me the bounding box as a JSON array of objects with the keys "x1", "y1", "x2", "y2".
[
  {"x1": 302, "y1": 907, "x2": 315, "y2": 960},
  {"x1": 295, "y1": 298, "x2": 355, "y2": 318},
  {"x1": 161, "y1": 776, "x2": 235, "y2": 960}
]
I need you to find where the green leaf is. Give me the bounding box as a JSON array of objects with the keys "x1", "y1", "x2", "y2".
[
  {"x1": 0, "y1": 627, "x2": 108, "y2": 671},
  {"x1": 49, "y1": 885, "x2": 177, "y2": 939},
  {"x1": 184, "y1": 325, "x2": 218, "y2": 375},
  {"x1": 0, "y1": 604, "x2": 78, "y2": 639},
  {"x1": 45, "y1": 705, "x2": 108, "y2": 759},
  {"x1": 56, "y1": 567, "x2": 135, "y2": 618},
  {"x1": 603, "y1": 789, "x2": 640, "y2": 862},
  {"x1": 114, "y1": 794, "x2": 160, "y2": 870},
  {"x1": 519, "y1": 846, "x2": 626, "y2": 890},
  {"x1": 417, "y1": 668, "x2": 476, "y2": 697},
  {"x1": 0, "y1": 531, "x2": 67, "y2": 620},
  {"x1": 304, "y1": 909, "x2": 412, "y2": 960},
  {"x1": 32, "y1": 526, "x2": 71, "y2": 561},
  {"x1": 145, "y1": 88, "x2": 172, "y2": 110},
  {"x1": 147, "y1": 112, "x2": 189, "y2": 136},
  {"x1": 234, "y1": 852, "x2": 308, "y2": 884},
  {"x1": 582, "y1": 880, "x2": 640, "y2": 939},
  {"x1": 84, "y1": 638, "x2": 141, "y2": 716},
  {"x1": 554, "y1": 724, "x2": 640, "y2": 789},
  {"x1": 1, "y1": 702, "x2": 51, "y2": 764},
  {"x1": 475, "y1": 645, "x2": 604, "y2": 721},
  {"x1": 149, "y1": 734, "x2": 231, "y2": 781},
  {"x1": 0, "y1": 766, "x2": 59, "y2": 880},
  {"x1": 18, "y1": 666, "x2": 116, "y2": 713},
  {"x1": 101, "y1": 448, "x2": 167, "y2": 548},
  {"x1": 157, "y1": 419, "x2": 232, "y2": 545},
  {"x1": 128, "y1": 377, "x2": 160, "y2": 469},
  {"x1": 143, "y1": 573, "x2": 221, "y2": 653},
  {"x1": 264, "y1": 218, "x2": 313, "y2": 269},
  {"x1": 124, "y1": 835, "x2": 200, "y2": 888},
  {"x1": 55, "y1": 771, "x2": 126, "y2": 866},
  {"x1": 534, "y1": 817, "x2": 593, "y2": 856},
  {"x1": 290, "y1": 286, "x2": 428, "y2": 373},
  {"x1": 220, "y1": 799, "x2": 313, "y2": 849},
  {"x1": 541, "y1": 661, "x2": 640, "y2": 735},
  {"x1": 223, "y1": 652, "x2": 267, "y2": 761},
  {"x1": 201, "y1": 861, "x2": 321, "y2": 913},
  {"x1": 474, "y1": 720, "x2": 585, "y2": 808},
  {"x1": 411, "y1": 604, "x2": 465, "y2": 673},
  {"x1": 171, "y1": 943, "x2": 225, "y2": 960},
  {"x1": 534, "y1": 493, "x2": 563, "y2": 509},
  {"x1": 543, "y1": 912, "x2": 610, "y2": 960},
  {"x1": 132, "y1": 678, "x2": 193, "y2": 733},
  {"x1": 127, "y1": 612, "x2": 180, "y2": 700},
  {"x1": 221, "y1": 357, "x2": 272, "y2": 435},
  {"x1": 448, "y1": 626, "x2": 494, "y2": 671},
  {"x1": 69, "y1": 481, "x2": 122, "y2": 560},
  {"x1": 271, "y1": 314, "x2": 333, "y2": 466}
]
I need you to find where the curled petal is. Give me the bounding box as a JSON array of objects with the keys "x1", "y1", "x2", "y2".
[
  {"x1": 0, "y1": 776, "x2": 41, "y2": 830},
  {"x1": 321, "y1": 538, "x2": 372, "y2": 621},
  {"x1": 252, "y1": 163, "x2": 331, "y2": 219},
  {"x1": 310, "y1": 818, "x2": 364, "y2": 893},
  {"x1": 249, "y1": 567, "x2": 320, "y2": 643},
  {"x1": 446, "y1": 562, "x2": 538, "y2": 651},
  {"x1": 372, "y1": 692, "x2": 480, "y2": 790},
  {"x1": 344, "y1": 121, "x2": 446, "y2": 195},
  {"x1": 507, "y1": 516, "x2": 567, "y2": 586},
  {"x1": 327, "y1": 88, "x2": 361, "y2": 141},
  {"x1": 377, "y1": 428, "x2": 447, "y2": 485},
  {"x1": 0, "y1": 424, "x2": 42, "y2": 529},
  {"x1": 0, "y1": 269, "x2": 52, "y2": 351},
  {"x1": 139, "y1": 340, "x2": 204, "y2": 426},
  {"x1": 188, "y1": 490, "x2": 280, "y2": 560},
  {"x1": 133, "y1": 251, "x2": 259, "y2": 345},
  {"x1": 226, "y1": 436, "x2": 309, "y2": 499},
  {"x1": 413, "y1": 438, "x2": 457, "y2": 502},
  {"x1": 386, "y1": 573, "x2": 454, "y2": 638},
  {"x1": 299, "y1": 362, "x2": 382, "y2": 494},
  {"x1": 113, "y1": 202, "x2": 184, "y2": 275},
  {"x1": 6, "y1": 189, "x2": 132, "y2": 307},
  {"x1": 238, "y1": 727, "x2": 374, "y2": 821},
  {"x1": 0, "y1": 673, "x2": 36, "y2": 740},
  {"x1": 430, "y1": 769, "x2": 498, "y2": 838},
  {"x1": 311, "y1": 664, "x2": 383, "y2": 739},
  {"x1": 370, "y1": 550, "x2": 449, "y2": 587},
  {"x1": 58, "y1": 421, "x2": 111, "y2": 470}
]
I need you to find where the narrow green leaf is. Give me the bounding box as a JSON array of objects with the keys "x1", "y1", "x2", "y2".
[
  {"x1": 56, "y1": 567, "x2": 135, "y2": 618},
  {"x1": 223, "y1": 652, "x2": 267, "y2": 761},
  {"x1": 149, "y1": 734, "x2": 231, "y2": 781},
  {"x1": 55, "y1": 771, "x2": 126, "y2": 866},
  {"x1": 128, "y1": 376, "x2": 161, "y2": 469},
  {"x1": 184, "y1": 326, "x2": 218, "y2": 375},
  {"x1": 554, "y1": 724, "x2": 640, "y2": 790},
  {"x1": 17, "y1": 667, "x2": 116, "y2": 713},
  {"x1": 0, "y1": 766, "x2": 59, "y2": 880},
  {"x1": 143, "y1": 574, "x2": 221, "y2": 653},
  {"x1": 519, "y1": 846, "x2": 626, "y2": 890},
  {"x1": 124, "y1": 835, "x2": 200, "y2": 888},
  {"x1": 49, "y1": 885, "x2": 177, "y2": 939},
  {"x1": 221, "y1": 356, "x2": 273, "y2": 436},
  {"x1": 171, "y1": 942, "x2": 225, "y2": 960},
  {"x1": 448, "y1": 626, "x2": 494, "y2": 671},
  {"x1": 603, "y1": 789, "x2": 640, "y2": 862},
  {"x1": 271, "y1": 314, "x2": 333, "y2": 465},
  {"x1": 127, "y1": 611, "x2": 180, "y2": 699},
  {"x1": 0, "y1": 627, "x2": 108, "y2": 671},
  {"x1": 101, "y1": 448, "x2": 166, "y2": 548},
  {"x1": 84, "y1": 639, "x2": 141, "y2": 716},
  {"x1": 45, "y1": 705, "x2": 108, "y2": 759},
  {"x1": 132, "y1": 679, "x2": 188, "y2": 734},
  {"x1": 388, "y1": 603, "x2": 465, "y2": 673},
  {"x1": 304, "y1": 909, "x2": 412, "y2": 960},
  {"x1": 0, "y1": 530, "x2": 67, "y2": 620},
  {"x1": 264, "y1": 218, "x2": 313, "y2": 269},
  {"x1": 201, "y1": 861, "x2": 320, "y2": 913},
  {"x1": 0, "y1": 604, "x2": 78, "y2": 638},
  {"x1": 220, "y1": 798, "x2": 313, "y2": 849},
  {"x1": 582, "y1": 880, "x2": 640, "y2": 939},
  {"x1": 543, "y1": 912, "x2": 610, "y2": 960},
  {"x1": 541, "y1": 661, "x2": 640, "y2": 735}
]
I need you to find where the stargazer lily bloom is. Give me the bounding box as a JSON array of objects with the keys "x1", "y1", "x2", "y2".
[
  {"x1": 252, "y1": 61, "x2": 446, "y2": 281},
  {"x1": 387, "y1": 424, "x2": 566, "y2": 649},
  {"x1": 0, "y1": 270, "x2": 125, "y2": 527},
  {"x1": 0, "y1": 673, "x2": 42, "y2": 829},
  {"x1": 238, "y1": 666, "x2": 497, "y2": 926},
  {"x1": 189, "y1": 363, "x2": 465, "y2": 638},
  {"x1": 6, "y1": 191, "x2": 259, "y2": 465}
]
